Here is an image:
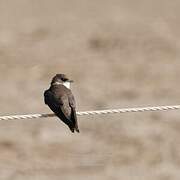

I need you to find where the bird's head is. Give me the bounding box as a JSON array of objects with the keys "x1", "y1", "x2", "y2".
[{"x1": 51, "y1": 74, "x2": 73, "y2": 89}]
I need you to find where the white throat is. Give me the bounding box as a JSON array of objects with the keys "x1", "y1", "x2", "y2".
[
  {"x1": 52, "y1": 81, "x2": 71, "y2": 89},
  {"x1": 63, "y1": 81, "x2": 71, "y2": 89}
]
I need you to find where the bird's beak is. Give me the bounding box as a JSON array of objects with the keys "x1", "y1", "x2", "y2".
[{"x1": 68, "y1": 80, "x2": 74, "y2": 83}]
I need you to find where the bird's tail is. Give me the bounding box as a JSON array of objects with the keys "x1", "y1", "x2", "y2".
[
  {"x1": 71, "y1": 108, "x2": 80, "y2": 133},
  {"x1": 69, "y1": 126, "x2": 75, "y2": 133}
]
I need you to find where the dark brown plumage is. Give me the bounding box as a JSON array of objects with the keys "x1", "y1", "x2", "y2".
[{"x1": 44, "y1": 74, "x2": 79, "y2": 133}]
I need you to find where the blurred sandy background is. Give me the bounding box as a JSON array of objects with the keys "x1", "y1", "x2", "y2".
[{"x1": 0, "y1": 0, "x2": 180, "y2": 179}]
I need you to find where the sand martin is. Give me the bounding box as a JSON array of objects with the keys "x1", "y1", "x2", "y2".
[{"x1": 44, "y1": 74, "x2": 79, "y2": 133}]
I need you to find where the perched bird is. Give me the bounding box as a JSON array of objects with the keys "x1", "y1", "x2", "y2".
[{"x1": 44, "y1": 74, "x2": 79, "y2": 133}]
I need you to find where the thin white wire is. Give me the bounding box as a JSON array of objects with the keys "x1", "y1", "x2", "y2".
[{"x1": 0, "y1": 104, "x2": 179, "y2": 121}]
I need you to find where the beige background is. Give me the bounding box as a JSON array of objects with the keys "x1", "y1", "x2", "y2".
[{"x1": 0, "y1": 0, "x2": 180, "y2": 179}]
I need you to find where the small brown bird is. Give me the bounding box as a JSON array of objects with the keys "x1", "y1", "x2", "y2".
[{"x1": 44, "y1": 74, "x2": 79, "y2": 133}]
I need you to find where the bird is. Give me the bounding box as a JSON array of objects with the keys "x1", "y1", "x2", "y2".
[{"x1": 44, "y1": 74, "x2": 79, "y2": 133}]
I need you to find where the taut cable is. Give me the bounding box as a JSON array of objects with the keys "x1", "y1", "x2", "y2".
[{"x1": 0, "y1": 104, "x2": 179, "y2": 121}]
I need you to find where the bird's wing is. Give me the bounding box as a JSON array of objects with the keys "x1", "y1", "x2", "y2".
[
  {"x1": 44, "y1": 89, "x2": 72, "y2": 122},
  {"x1": 44, "y1": 90, "x2": 62, "y2": 108},
  {"x1": 68, "y1": 93, "x2": 79, "y2": 132},
  {"x1": 59, "y1": 95, "x2": 72, "y2": 120}
]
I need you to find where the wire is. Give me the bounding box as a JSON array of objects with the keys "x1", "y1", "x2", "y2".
[{"x1": 0, "y1": 104, "x2": 179, "y2": 121}]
